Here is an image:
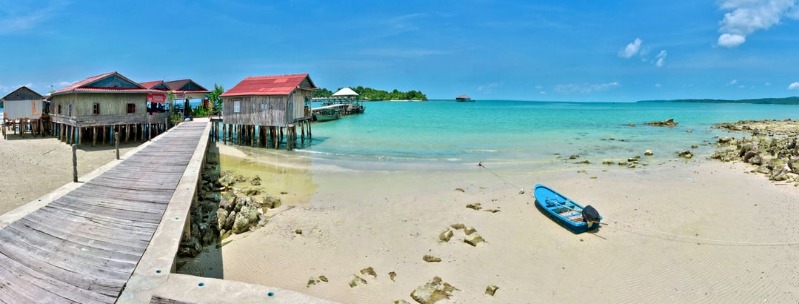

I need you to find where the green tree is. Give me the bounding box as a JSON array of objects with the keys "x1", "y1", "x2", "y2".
[{"x1": 205, "y1": 84, "x2": 224, "y2": 114}]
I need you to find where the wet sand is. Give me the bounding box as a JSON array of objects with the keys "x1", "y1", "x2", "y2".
[{"x1": 203, "y1": 143, "x2": 799, "y2": 303}]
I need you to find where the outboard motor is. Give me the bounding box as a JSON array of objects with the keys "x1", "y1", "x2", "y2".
[{"x1": 582, "y1": 205, "x2": 601, "y2": 228}]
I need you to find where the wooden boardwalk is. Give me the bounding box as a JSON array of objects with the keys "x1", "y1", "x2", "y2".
[{"x1": 0, "y1": 121, "x2": 208, "y2": 304}]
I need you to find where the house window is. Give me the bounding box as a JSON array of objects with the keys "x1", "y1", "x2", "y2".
[
  {"x1": 92, "y1": 103, "x2": 100, "y2": 115},
  {"x1": 234, "y1": 100, "x2": 241, "y2": 113},
  {"x1": 127, "y1": 103, "x2": 136, "y2": 114},
  {"x1": 67, "y1": 104, "x2": 72, "y2": 116},
  {"x1": 57, "y1": 104, "x2": 62, "y2": 115}
]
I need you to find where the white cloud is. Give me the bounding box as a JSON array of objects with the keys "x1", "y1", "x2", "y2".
[
  {"x1": 728, "y1": 79, "x2": 738, "y2": 85},
  {"x1": 357, "y1": 48, "x2": 449, "y2": 57},
  {"x1": 618, "y1": 38, "x2": 643, "y2": 58},
  {"x1": 654, "y1": 83, "x2": 662, "y2": 88},
  {"x1": 655, "y1": 50, "x2": 668, "y2": 67},
  {"x1": 717, "y1": 0, "x2": 797, "y2": 48},
  {"x1": 765, "y1": 82, "x2": 772, "y2": 86},
  {"x1": 788, "y1": 82, "x2": 799, "y2": 90},
  {"x1": 718, "y1": 33, "x2": 747, "y2": 47},
  {"x1": 476, "y1": 82, "x2": 503, "y2": 93},
  {"x1": 555, "y1": 82, "x2": 620, "y2": 94}
]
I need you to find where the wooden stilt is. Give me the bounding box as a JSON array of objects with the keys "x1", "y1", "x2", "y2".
[{"x1": 93, "y1": 126, "x2": 97, "y2": 147}]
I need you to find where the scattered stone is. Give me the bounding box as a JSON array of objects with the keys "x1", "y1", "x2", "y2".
[
  {"x1": 602, "y1": 160, "x2": 614, "y2": 165},
  {"x1": 454, "y1": 188, "x2": 465, "y2": 192},
  {"x1": 439, "y1": 228, "x2": 454, "y2": 242},
  {"x1": 250, "y1": 175, "x2": 261, "y2": 186},
  {"x1": 306, "y1": 277, "x2": 317, "y2": 288},
  {"x1": 464, "y1": 233, "x2": 486, "y2": 247},
  {"x1": 466, "y1": 203, "x2": 482, "y2": 210},
  {"x1": 575, "y1": 160, "x2": 590, "y2": 164},
  {"x1": 389, "y1": 271, "x2": 397, "y2": 282},
  {"x1": 318, "y1": 275, "x2": 328, "y2": 282},
  {"x1": 423, "y1": 255, "x2": 442, "y2": 263},
  {"x1": 568, "y1": 154, "x2": 579, "y2": 159},
  {"x1": 349, "y1": 275, "x2": 368, "y2": 288},
  {"x1": 394, "y1": 300, "x2": 410, "y2": 304},
  {"x1": 485, "y1": 285, "x2": 499, "y2": 296},
  {"x1": 463, "y1": 227, "x2": 477, "y2": 235},
  {"x1": 295, "y1": 229, "x2": 303, "y2": 235},
  {"x1": 646, "y1": 118, "x2": 678, "y2": 127},
  {"x1": 484, "y1": 208, "x2": 500, "y2": 213},
  {"x1": 410, "y1": 277, "x2": 458, "y2": 304},
  {"x1": 450, "y1": 223, "x2": 466, "y2": 230},
  {"x1": 360, "y1": 267, "x2": 377, "y2": 278},
  {"x1": 644, "y1": 150, "x2": 654, "y2": 156},
  {"x1": 677, "y1": 150, "x2": 693, "y2": 159}
]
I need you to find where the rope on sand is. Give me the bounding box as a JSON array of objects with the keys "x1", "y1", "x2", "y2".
[
  {"x1": 478, "y1": 161, "x2": 526, "y2": 194},
  {"x1": 600, "y1": 222, "x2": 799, "y2": 247}
]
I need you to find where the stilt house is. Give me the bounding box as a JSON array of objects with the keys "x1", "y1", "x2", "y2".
[
  {"x1": 218, "y1": 73, "x2": 316, "y2": 149},
  {"x1": 142, "y1": 79, "x2": 210, "y2": 116},
  {"x1": 1, "y1": 86, "x2": 46, "y2": 138},
  {"x1": 50, "y1": 71, "x2": 168, "y2": 146}
]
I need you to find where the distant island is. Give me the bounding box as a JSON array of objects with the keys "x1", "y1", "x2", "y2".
[
  {"x1": 313, "y1": 86, "x2": 428, "y2": 101},
  {"x1": 638, "y1": 96, "x2": 799, "y2": 105}
]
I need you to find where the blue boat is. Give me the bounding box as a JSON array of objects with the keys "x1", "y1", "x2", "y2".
[{"x1": 533, "y1": 184, "x2": 601, "y2": 234}]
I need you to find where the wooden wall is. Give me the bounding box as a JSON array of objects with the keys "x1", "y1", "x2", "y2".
[
  {"x1": 50, "y1": 93, "x2": 148, "y2": 127},
  {"x1": 2, "y1": 99, "x2": 44, "y2": 120},
  {"x1": 221, "y1": 88, "x2": 312, "y2": 126}
]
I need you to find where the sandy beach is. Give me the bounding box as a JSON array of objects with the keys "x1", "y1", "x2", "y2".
[
  {"x1": 0, "y1": 134, "x2": 138, "y2": 215},
  {"x1": 180, "y1": 142, "x2": 799, "y2": 303}
]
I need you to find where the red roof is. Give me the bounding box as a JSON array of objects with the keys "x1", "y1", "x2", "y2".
[
  {"x1": 140, "y1": 80, "x2": 166, "y2": 90},
  {"x1": 221, "y1": 73, "x2": 316, "y2": 97},
  {"x1": 52, "y1": 71, "x2": 150, "y2": 96}
]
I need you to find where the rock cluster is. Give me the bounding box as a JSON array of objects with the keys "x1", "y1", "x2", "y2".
[
  {"x1": 178, "y1": 167, "x2": 284, "y2": 257},
  {"x1": 410, "y1": 277, "x2": 459, "y2": 304},
  {"x1": 712, "y1": 120, "x2": 799, "y2": 183},
  {"x1": 646, "y1": 118, "x2": 678, "y2": 127},
  {"x1": 178, "y1": 163, "x2": 222, "y2": 257}
]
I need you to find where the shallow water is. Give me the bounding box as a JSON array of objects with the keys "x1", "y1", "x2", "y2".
[{"x1": 222, "y1": 100, "x2": 794, "y2": 172}]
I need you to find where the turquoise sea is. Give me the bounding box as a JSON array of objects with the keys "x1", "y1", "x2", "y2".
[{"x1": 292, "y1": 100, "x2": 796, "y2": 171}]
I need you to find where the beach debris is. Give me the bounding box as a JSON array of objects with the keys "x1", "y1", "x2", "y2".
[
  {"x1": 677, "y1": 150, "x2": 694, "y2": 159},
  {"x1": 410, "y1": 276, "x2": 459, "y2": 304},
  {"x1": 484, "y1": 208, "x2": 500, "y2": 213},
  {"x1": 519, "y1": 188, "x2": 525, "y2": 194},
  {"x1": 250, "y1": 175, "x2": 261, "y2": 186},
  {"x1": 644, "y1": 150, "x2": 654, "y2": 156},
  {"x1": 389, "y1": 271, "x2": 397, "y2": 282},
  {"x1": 349, "y1": 275, "x2": 368, "y2": 287},
  {"x1": 454, "y1": 188, "x2": 465, "y2": 192},
  {"x1": 602, "y1": 160, "x2": 614, "y2": 165},
  {"x1": 306, "y1": 277, "x2": 317, "y2": 288},
  {"x1": 360, "y1": 267, "x2": 377, "y2": 278},
  {"x1": 568, "y1": 154, "x2": 580, "y2": 159},
  {"x1": 394, "y1": 300, "x2": 411, "y2": 304},
  {"x1": 319, "y1": 275, "x2": 328, "y2": 282},
  {"x1": 423, "y1": 255, "x2": 442, "y2": 263},
  {"x1": 295, "y1": 229, "x2": 303, "y2": 235},
  {"x1": 646, "y1": 118, "x2": 678, "y2": 127},
  {"x1": 450, "y1": 223, "x2": 466, "y2": 230},
  {"x1": 485, "y1": 285, "x2": 499, "y2": 296},
  {"x1": 575, "y1": 160, "x2": 591, "y2": 164},
  {"x1": 466, "y1": 203, "x2": 482, "y2": 210},
  {"x1": 439, "y1": 228, "x2": 454, "y2": 242},
  {"x1": 464, "y1": 233, "x2": 486, "y2": 247}
]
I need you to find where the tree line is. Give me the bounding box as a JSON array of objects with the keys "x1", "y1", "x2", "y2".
[{"x1": 313, "y1": 86, "x2": 427, "y2": 101}]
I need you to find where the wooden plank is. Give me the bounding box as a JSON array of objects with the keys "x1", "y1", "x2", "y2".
[{"x1": 0, "y1": 252, "x2": 113, "y2": 304}]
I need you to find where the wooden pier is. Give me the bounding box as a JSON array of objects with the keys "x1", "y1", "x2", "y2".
[{"x1": 0, "y1": 119, "x2": 333, "y2": 303}]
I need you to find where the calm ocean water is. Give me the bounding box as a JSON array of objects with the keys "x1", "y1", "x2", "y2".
[{"x1": 285, "y1": 100, "x2": 795, "y2": 171}]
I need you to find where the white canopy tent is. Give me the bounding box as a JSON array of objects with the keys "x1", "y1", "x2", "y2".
[{"x1": 332, "y1": 87, "x2": 359, "y2": 97}]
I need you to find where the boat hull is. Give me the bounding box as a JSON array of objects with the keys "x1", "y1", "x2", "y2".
[{"x1": 533, "y1": 184, "x2": 601, "y2": 234}]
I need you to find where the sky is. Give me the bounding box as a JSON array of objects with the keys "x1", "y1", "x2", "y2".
[{"x1": 1, "y1": 0, "x2": 799, "y2": 102}]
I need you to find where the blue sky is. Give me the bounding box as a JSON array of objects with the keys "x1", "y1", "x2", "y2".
[{"x1": 1, "y1": 0, "x2": 798, "y2": 102}]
